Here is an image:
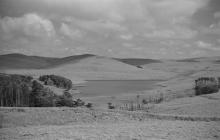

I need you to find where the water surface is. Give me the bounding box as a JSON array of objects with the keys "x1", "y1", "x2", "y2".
[{"x1": 76, "y1": 80, "x2": 161, "y2": 97}]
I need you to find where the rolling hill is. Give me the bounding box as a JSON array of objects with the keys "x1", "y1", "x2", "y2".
[
  {"x1": 3, "y1": 53, "x2": 220, "y2": 83},
  {"x1": 0, "y1": 53, "x2": 95, "y2": 69},
  {"x1": 0, "y1": 53, "x2": 163, "y2": 70},
  {"x1": 0, "y1": 53, "x2": 174, "y2": 82}
]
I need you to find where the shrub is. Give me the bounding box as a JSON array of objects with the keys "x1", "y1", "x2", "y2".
[
  {"x1": 55, "y1": 90, "x2": 75, "y2": 107},
  {"x1": 55, "y1": 91, "x2": 85, "y2": 107},
  {"x1": 108, "y1": 102, "x2": 115, "y2": 109},
  {"x1": 141, "y1": 94, "x2": 163, "y2": 105},
  {"x1": 55, "y1": 96, "x2": 76, "y2": 107},
  {"x1": 75, "y1": 98, "x2": 85, "y2": 106},
  {"x1": 86, "y1": 103, "x2": 93, "y2": 108},
  {"x1": 154, "y1": 93, "x2": 164, "y2": 104},
  {"x1": 195, "y1": 77, "x2": 219, "y2": 95},
  {"x1": 142, "y1": 99, "x2": 148, "y2": 104},
  {"x1": 0, "y1": 115, "x2": 3, "y2": 128},
  {"x1": 63, "y1": 90, "x2": 72, "y2": 98}
]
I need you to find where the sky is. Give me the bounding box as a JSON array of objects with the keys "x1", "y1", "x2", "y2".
[{"x1": 0, "y1": 0, "x2": 220, "y2": 59}]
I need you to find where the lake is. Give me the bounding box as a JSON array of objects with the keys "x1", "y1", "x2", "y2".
[{"x1": 76, "y1": 80, "x2": 161, "y2": 97}]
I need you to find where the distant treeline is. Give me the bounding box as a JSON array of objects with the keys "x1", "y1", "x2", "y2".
[
  {"x1": 0, "y1": 73, "x2": 89, "y2": 107},
  {"x1": 195, "y1": 77, "x2": 220, "y2": 95},
  {"x1": 0, "y1": 74, "x2": 32, "y2": 107}
]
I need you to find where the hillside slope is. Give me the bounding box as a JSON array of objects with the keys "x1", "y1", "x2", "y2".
[
  {"x1": 0, "y1": 54, "x2": 175, "y2": 81},
  {"x1": 0, "y1": 53, "x2": 95, "y2": 70}
]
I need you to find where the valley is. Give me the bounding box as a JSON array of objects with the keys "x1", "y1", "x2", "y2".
[{"x1": 1, "y1": 53, "x2": 220, "y2": 140}]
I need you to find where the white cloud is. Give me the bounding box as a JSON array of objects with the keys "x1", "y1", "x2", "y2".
[
  {"x1": 43, "y1": 0, "x2": 205, "y2": 40},
  {"x1": 60, "y1": 23, "x2": 82, "y2": 39},
  {"x1": 120, "y1": 34, "x2": 133, "y2": 40},
  {"x1": 122, "y1": 43, "x2": 134, "y2": 48},
  {"x1": 43, "y1": 0, "x2": 207, "y2": 21},
  {"x1": 64, "y1": 17, "x2": 126, "y2": 34},
  {"x1": 202, "y1": 22, "x2": 220, "y2": 35},
  {"x1": 42, "y1": 0, "x2": 207, "y2": 34},
  {"x1": 0, "y1": 13, "x2": 55, "y2": 39},
  {"x1": 144, "y1": 27, "x2": 197, "y2": 39},
  {"x1": 144, "y1": 30, "x2": 175, "y2": 38},
  {"x1": 196, "y1": 41, "x2": 220, "y2": 51},
  {"x1": 214, "y1": 12, "x2": 220, "y2": 19},
  {"x1": 196, "y1": 41, "x2": 212, "y2": 48},
  {"x1": 191, "y1": 50, "x2": 206, "y2": 56},
  {"x1": 146, "y1": 0, "x2": 207, "y2": 17}
]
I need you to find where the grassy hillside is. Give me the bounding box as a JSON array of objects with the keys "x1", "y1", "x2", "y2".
[
  {"x1": 0, "y1": 54, "x2": 175, "y2": 81},
  {"x1": 0, "y1": 53, "x2": 94, "y2": 69}
]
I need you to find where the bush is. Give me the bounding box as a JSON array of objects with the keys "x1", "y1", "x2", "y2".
[
  {"x1": 55, "y1": 91, "x2": 85, "y2": 107},
  {"x1": 86, "y1": 103, "x2": 93, "y2": 108},
  {"x1": 75, "y1": 98, "x2": 85, "y2": 106},
  {"x1": 154, "y1": 93, "x2": 164, "y2": 104},
  {"x1": 108, "y1": 102, "x2": 115, "y2": 109},
  {"x1": 195, "y1": 77, "x2": 219, "y2": 95},
  {"x1": 55, "y1": 96, "x2": 75, "y2": 107},
  {"x1": 141, "y1": 94, "x2": 163, "y2": 105},
  {"x1": 55, "y1": 90, "x2": 74, "y2": 107},
  {"x1": 142, "y1": 99, "x2": 148, "y2": 104}
]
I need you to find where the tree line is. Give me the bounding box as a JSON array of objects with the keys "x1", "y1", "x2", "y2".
[
  {"x1": 0, "y1": 73, "x2": 32, "y2": 106},
  {"x1": 0, "y1": 73, "x2": 91, "y2": 107},
  {"x1": 39, "y1": 75, "x2": 72, "y2": 90}
]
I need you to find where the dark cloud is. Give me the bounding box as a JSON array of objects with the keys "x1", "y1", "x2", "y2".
[
  {"x1": 192, "y1": 0, "x2": 220, "y2": 26},
  {"x1": 209, "y1": 0, "x2": 220, "y2": 11}
]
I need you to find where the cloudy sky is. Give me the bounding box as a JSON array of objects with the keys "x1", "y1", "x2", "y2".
[{"x1": 0, "y1": 0, "x2": 220, "y2": 59}]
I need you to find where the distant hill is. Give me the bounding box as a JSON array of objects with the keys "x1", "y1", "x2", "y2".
[
  {"x1": 0, "y1": 53, "x2": 174, "y2": 81},
  {"x1": 0, "y1": 53, "x2": 95, "y2": 69},
  {"x1": 0, "y1": 53, "x2": 162, "y2": 69},
  {"x1": 174, "y1": 56, "x2": 220, "y2": 63},
  {"x1": 116, "y1": 58, "x2": 161, "y2": 66},
  {"x1": 175, "y1": 58, "x2": 199, "y2": 63}
]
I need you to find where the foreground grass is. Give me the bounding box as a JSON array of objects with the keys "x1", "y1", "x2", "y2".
[
  {"x1": 1, "y1": 121, "x2": 220, "y2": 140},
  {"x1": 1, "y1": 107, "x2": 220, "y2": 129},
  {"x1": 0, "y1": 108, "x2": 220, "y2": 140},
  {"x1": 1, "y1": 99, "x2": 220, "y2": 140}
]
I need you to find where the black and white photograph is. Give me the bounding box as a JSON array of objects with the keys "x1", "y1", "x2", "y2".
[{"x1": 0, "y1": 0, "x2": 220, "y2": 139}]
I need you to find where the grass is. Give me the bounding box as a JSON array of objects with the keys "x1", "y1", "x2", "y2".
[{"x1": 1, "y1": 107, "x2": 219, "y2": 129}]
